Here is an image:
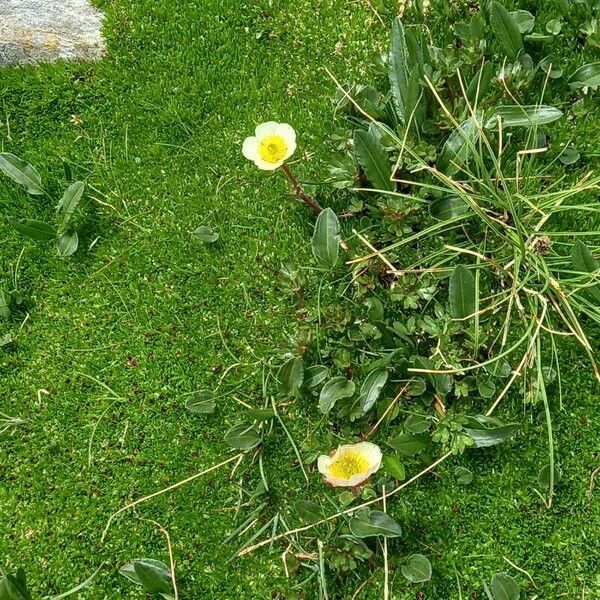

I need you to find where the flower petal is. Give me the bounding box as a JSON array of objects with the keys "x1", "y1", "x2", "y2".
[
  {"x1": 253, "y1": 157, "x2": 283, "y2": 171},
  {"x1": 242, "y1": 136, "x2": 259, "y2": 161},
  {"x1": 255, "y1": 121, "x2": 279, "y2": 138}
]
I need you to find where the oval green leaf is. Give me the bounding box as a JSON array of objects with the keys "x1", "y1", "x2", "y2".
[
  {"x1": 319, "y1": 376, "x2": 355, "y2": 413},
  {"x1": 9, "y1": 218, "x2": 57, "y2": 242},
  {"x1": 449, "y1": 265, "x2": 476, "y2": 320},
  {"x1": 0, "y1": 153, "x2": 43, "y2": 195},
  {"x1": 401, "y1": 554, "x2": 432, "y2": 583},
  {"x1": 358, "y1": 368, "x2": 388, "y2": 414},
  {"x1": 224, "y1": 423, "x2": 261, "y2": 449},
  {"x1": 349, "y1": 509, "x2": 402, "y2": 538},
  {"x1": 312, "y1": 207, "x2": 341, "y2": 268}
]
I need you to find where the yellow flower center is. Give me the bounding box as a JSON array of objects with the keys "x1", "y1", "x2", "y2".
[
  {"x1": 328, "y1": 451, "x2": 370, "y2": 480},
  {"x1": 258, "y1": 134, "x2": 288, "y2": 164}
]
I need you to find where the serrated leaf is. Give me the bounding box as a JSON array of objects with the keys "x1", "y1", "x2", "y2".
[
  {"x1": 490, "y1": 1, "x2": 524, "y2": 60},
  {"x1": 193, "y1": 225, "x2": 219, "y2": 243},
  {"x1": 185, "y1": 390, "x2": 216, "y2": 414},
  {"x1": 571, "y1": 240, "x2": 600, "y2": 302},
  {"x1": 485, "y1": 105, "x2": 563, "y2": 129},
  {"x1": 438, "y1": 116, "x2": 481, "y2": 175},
  {"x1": 57, "y1": 181, "x2": 85, "y2": 226},
  {"x1": 387, "y1": 433, "x2": 429, "y2": 456},
  {"x1": 224, "y1": 423, "x2": 261, "y2": 449},
  {"x1": 465, "y1": 416, "x2": 519, "y2": 448},
  {"x1": 402, "y1": 554, "x2": 432, "y2": 583},
  {"x1": 358, "y1": 368, "x2": 388, "y2": 414},
  {"x1": 312, "y1": 207, "x2": 340, "y2": 268},
  {"x1": 569, "y1": 62, "x2": 600, "y2": 90},
  {"x1": 449, "y1": 265, "x2": 476, "y2": 320},
  {"x1": 354, "y1": 129, "x2": 394, "y2": 192},
  {"x1": 57, "y1": 230, "x2": 79, "y2": 257},
  {"x1": 349, "y1": 509, "x2": 402, "y2": 538},
  {"x1": 490, "y1": 572, "x2": 520, "y2": 600},
  {"x1": 389, "y1": 17, "x2": 409, "y2": 122},
  {"x1": 318, "y1": 376, "x2": 355, "y2": 413},
  {"x1": 278, "y1": 356, "x2": 304, "y2": 397},
  {"x1": 0, "y1": 153, "x2": 43, "y2": 195},
  {"x1": 9, "y1": 218, "x2": 57, "y2": 241}
]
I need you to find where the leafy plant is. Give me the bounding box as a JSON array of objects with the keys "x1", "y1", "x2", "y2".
[{"x1": 119, "y1": 559, "x2": 175, "y2": 599}]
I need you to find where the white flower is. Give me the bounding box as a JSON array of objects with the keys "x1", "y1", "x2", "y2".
[
  {"x1": 317, "y1": 442, "x2": 382, "y2": 488},
  {"x1": 242, "y1": 121, "x2": 297, "y2": 170}
]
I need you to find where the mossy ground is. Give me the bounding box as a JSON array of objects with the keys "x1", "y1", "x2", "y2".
[{"x1": 1, "y1": 1, "x2": 599, "y2": 598}]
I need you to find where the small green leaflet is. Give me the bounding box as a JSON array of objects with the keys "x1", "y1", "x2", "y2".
[
  {"x1": 401, "y1": 554, "x2": 432, "y2": 583},
  {"x1": 388, "y1": 17, "x2": 409, "y2": 123},
  {"x1": 349, "y1": 509, "x2": 402, "y2": 538},
  {"x1": 437, "y1": 116, "x2": 481, "y2": 175},
  {"x1": 9, "y1": 218, "x2": 57, "y2": 242},
  {"x1": 303, "y1": 365, "x2": 328, "y2": 389},
  {"x1": 490, "y1": 1, "x2": 523, "y2": 60},
  {"x1": 193, "y1": 226, "x2": 219, "y2": 243},
  {"x1": 57, "y1": 181, "x2": 85, "y2": 227},
  {"x1": 569, "y1": 62, "x2": 600, "y2": 90},
  {"x1": 319, "y1": 376, "x2": 355, "y2": 413},
  {"x1": 387, "y1": 433, "x2": 429, "y2": 456},
  {"x1": 449, "y1": 265, "x2": 476, "y2": 320},
  {"x1": 0, "y1": 153, "x2": 43, "y2": 195},
  {"x1": 312, "y1": 207, "x2": 341, "y2": 268},
  {"x1": 358, "y1": 368, "x2": 388, "y2": 414},
  {"x1": 484, "y1": 572, "x2": 520, "y2": 600},
  {"x1": 185, "y1": 390, "x2": 216, "y2": 414},
  {"x1": 354, "y1": 128, "x2": 394, "y2": 192},
  {"x1": 485, "y1": 105, "x2": 563, "y2": 129},
  {"x1": 278, "y1": 356, "x2": 304, "y2": 397},
  {"x1": 465, "y1": 416, "x2": 519, "y2": 448},
  {"x1": 57, "y1": 231, "x2": 79, "y2": 257},
  {"x1": 120, "y1": 559, "x2": 173, "y2": 596},
  {"x1": 224, "y1": 423, "x2": 261, "y2": 449},
  {"x1": 571, "y1": 240, "x2": 600, "y2": 302}
]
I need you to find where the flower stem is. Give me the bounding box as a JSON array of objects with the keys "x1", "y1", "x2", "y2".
[{"x1": 281, "y1": 163, "x2": 323, "y2": 215}]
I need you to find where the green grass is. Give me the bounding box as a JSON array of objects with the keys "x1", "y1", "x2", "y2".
[{"x1": 1, "y1": 0, "x2": 600, "y2": 598}]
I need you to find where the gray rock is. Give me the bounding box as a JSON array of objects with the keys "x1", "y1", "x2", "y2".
[{"x1": 0, "y1": 0, "x2": 105, "y2": 67}]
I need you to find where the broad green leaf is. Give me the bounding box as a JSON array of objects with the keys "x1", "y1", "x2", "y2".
[
  {"x1": 382, "y1": 455, "x2": 406, "y2": 480},
  {"x1": 558, "y1": 146, "x2": 580, "y2": 165},
  {"x1": 429, "y1": 196, "x2": 468, "y2": 220},
  {"x1": 224, "y1": 423, "x2": 261, "y2": 449},
  {"x1": 466, "y1": 62, "x2": 494, "y2": 105},
  {"x1": 185, "y1": 390, "x2": 216, "y2": 414},
  {"x1": 245, "y1": 408, "x2": 275, "y2": 422},
  {"x1": 401, "y1": 554, "x2": 432, "y2": 583},
  {"x1": 0, "y1": 569, "x2": 31, "y2": 600},
  {"x1": 490, "y1": 572, "x2": 520, "y2": 600},
  {"x1": 387, "y1": 433, "x2": 429, "y2": 456},
  {"x1": 569, "y1": 62, "x2": 600, "y2": 90},
  {"x1": 571, "y1": 240, "x2": 600, "y2": 302},
  {"x1": 412, "y1": 356, "x2": 453, "y2": 395},
  {"x1": 349, "y1": 509, "x2": 402, "y2": 538},
  {"x1": 278, "y1": 356, "x2": 304, "y2": 397},
  {"x1": 0, "y1": 153, "x2": 43, "y2": 195},
  {"x1": 438, "y1": 116, "x2": 481, "y2": 174},
  {"x1": 294, "y1": 500, "x2": 325, "y2": 524},
  {"x1": 404, "y1": 413, "x2": 431, "y2": 434},
  {"x1": 389, "y1": 17, "x2": 409, "y2": 122},
  {"x1": 455, "y1": 466, "x2": 474, "y2": 485},
  {"x1": 354, "y1": 129, "x2": 394, "y2": 192},
  {"x1": 485, "y1": 105, "x2": 563, "y2": 129},
  {"x1": 57, "y1": 181, "x2": 85, "y2": 226},
  {"x1": 477, "y1": 379, "x2": 496, "y2": 399},
  {"x1": 57, "y1": 230, "x2": 79, "y2": 257},
  {"x1": 546, "y1": 19, "x2": 562, "y2": 35},
  {"x1": 193, "y1": 225, "x2": 219, "y2": 243},
  {"x1": 0, "y1": 291, "x2": 11, "y2": 319},
  {"x1": 9, "y1": 218, "x2": 57, "y2": 242},
  {"x1": 312, "y1": 207, "x2": 341, "y2": 268},
  {"x1": 465, "y1": 416, "x2": 519, "y2": 448},
  {"x1": 538, "y1": 464, "x2": 561, "y2": 489},
  {"x1": 510, "y1": 10, "x2": 535, "y2": 33},
  {"x1": 120, "y1": 559, "x2": 173, "y2": 595},
  {"x1": 449, "y1": 265, "x2": 476, "y2": 320},
  {"x1": 490, "y1": 1, "x2": 524, "y2": 60},
  {"x1": 303, "y1": 365, "x2": 329, "y2": 389},
  {"x1": 319, "y1": 376, "x2": 355, "y2": 413},
  {"x1": 358, "y1": 368, "x2": 388, "y2": 414}
]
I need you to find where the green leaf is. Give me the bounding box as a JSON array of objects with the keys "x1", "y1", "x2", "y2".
[
  {"x1": 412, "y1": 356, "x2": 453, "y2": 395},
  {"x1": 485, "y1": 105, "x2": 563, "y2": 129},
  {"x1": 404, "y1": 413, "x2": 431, "y2": 434},
  {"x1": 0, "y1": 291, "x2": 11, "y2": 319},
  {"x1": 295, "y1": 500, "x2": 325, "y2": 524},
  {"x1": 245, "y1": 408, "x2": 275, "y2": 422},
  {"x1": 510, "y1": 10, "x2": 535, "y2": 33},
  {"x1": 0, "y1": 568, "x2": 31, "y2": 600},
  {"x1": 382, "y1": 455, "x2": 406, "y2": 480},
  {"x1": 319, "y1": 376, "x2": 355, "y2": 413},
  {"x1": 9, "y1": 218, "x2": 57, "y2": 242},
  {"x1": 429, "y1": 196, "x2": 469, "y2": 220},
  {"x1": 546, "y1": 19, "x2": 562, "y2": 35},
  {"x1": 455, "y1": 466, "x2": 474, "y2": 485},
  {"x1": 224, "y1": 423, "x2": 261, "y2": 449},
  {"x1": 278, "y1": 356, "x2": 304, "y2": 397},
  {"x1": 438, "y1": 116, "x2": 481, "y2": 175},
  {"x1": 0, "y1": 153, "x2": 43, "y2": 195},
  {"x1": 354, "y1": 129, "x2": 394, "y2": 192},
  {"x1": 490, "y1": 572, "x2": 520, "y2": 600},
  {"x1": 349, "y1": 509, "x2": 402, "y2": 538},
  {"x1": 477, "y1": 379, "x2": 496, "y2": 399},
  {"x1": 303, "y1": 365, "x2": 329, "y2": 389},
  {"x1": 358, "y1": 368, "x2": 388, "y2": 414},
  {"x1": 466, "y1": 62, "x2": 494, "y2": 106},
  {"x1": 490, "y1": 1, "x2": 524, "y2": 60},
  {"x1": 449, "y1": 265, "x2": 476, "y2": 320},
  {"x1": 387, "y1": 433, "x2": 429, "y2": 456},
  {"x1": 312, "y1": 207, "x2": 341, "y2": 268},
  {"x1": 571, "y1": 240, "x2": 600, "y2": 302},
  {"x1": 193, "y1": 225, "x2": 219, "y2": 243},
  {"x1": 401, "y1": 554, "x2": 432, "y2": 583},
  {"x1": 569, "y1": 62, "x2": 600, "y2": 90},
  {"x1": 538, "y1": 464, "x2": 561, "y2": 489},
  {"x1": 185, "y1": 390, "x2": 216, "y2": 414},
  {"x1": 57, "y1": 230, "x2": 79, "y2": 257},
  {"x1": 389, "y1": 17, "x2": 409, "y2": 122},
  {"x1": 120, "y1": 559, "x2": 173, "y2": 595},
  {"x1": 57, "y1": 181, "x2": 85, "y2": 226},
  {"x1": 465, "y1": 416, "x2": 519, "y2": 448},
  {"x1": 558, "y1": 146, "x2": 580, "y2": 165}
]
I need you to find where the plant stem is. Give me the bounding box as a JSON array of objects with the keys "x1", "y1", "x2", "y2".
[{"x1": 281, "y1": 163, "x2": 323, "y2": 215}]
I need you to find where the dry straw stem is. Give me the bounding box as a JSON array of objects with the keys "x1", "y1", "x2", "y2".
[{"x1": 101, "y1": 453, "x2": 244, "y2": 542}]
